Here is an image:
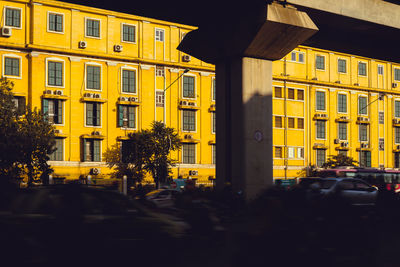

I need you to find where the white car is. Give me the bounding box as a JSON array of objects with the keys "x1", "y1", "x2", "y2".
[{"x1": 145, "y1": 189, "x2": 181, "y2": 208}]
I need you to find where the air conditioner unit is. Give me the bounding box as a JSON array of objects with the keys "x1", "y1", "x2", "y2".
[
  {"x1": 114, "y1": 44, "x2": 123, "y2": 52},
  {"x1": 340, "y1": 116, "x2": 348, "y2": 120},
  {"x1": 182, "y1": 55, "x2": 191, "y2": 62},
  {"x1": 184, "y1": 134, "x2": 193, "y2": 139},
  {"x1": 393, "y1": 83, "x2": 398, "y2": 88},
  {"x1": 129, "y1": 97, "x2": 138, "y2": 102},
  {"x1": 315, "y1": 114, "x2": 321, "y2": 118},
  {"x1": 189, "y1": 170, "x2": 198, "y2": 176},
  {"x1": 335, "y1": 80, "x2": 341, "y2": 84},
  {"x1": 90, "y1": 168, "x2": 100, "y2": 175},
  {"x1": 92, "y1": 131, "x2": 101, "y2": 136},
  {"x1": 361, "y1": 143, "x2": 369, "y2": 148},
  {"x1": 119, "y1": 96, "x2": 128, "y2": 102},
  {"x1": 334, "y1": 139, "x2": 340, "y2": 144},
  {"x1": 1, "y1": 27, "x2": 12, "y2": 37},
  {"x1": 354, "y1": 83, "x2": 360, "y2": 86},
  {"x1": 54, "y1": 129, "x2": 62, "y2": 134},
  {"x1": 78, "y1": 41, "x2": 87, "y2": 49},
  {"x1": 54, "y1": 90, "x2": 63, "y2": 96},
  {"x1": 180, "y1": 100, "x2": 188, "y2": 106},
  {"x1": 311, "y1": 77, "x2": 318, "y2": 80},
  {"x1": 341, "y1": 142, "x2": 349, "y2": 147},
  {"x1": 44, "y1": 89, "x2": 52, "y2": 95},
  {"x1": 93, "y1": 94, "x2": 101, "y2": 99},
  {"x1": 321, "y1": 114, "x2": 328, "y2": 118},
  {"x1": 394, "y1": 119, "x2": 400, "y2": 124},
  {"x1": 188, "y1": 102, "x2": 196, "y2": 106},
  {"x1": 84, "y1": 93, "x2": 93, "y2": 98}
]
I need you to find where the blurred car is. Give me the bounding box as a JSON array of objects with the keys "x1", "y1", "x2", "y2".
[
  {"x1": 300, "y1": 177, "x2": 378, "y2": 206},
  {"x1": 145, "y1": 188, "x2": 181, "y2": 208},
  {"x1": 0, "y1": 184, "x2": 190, "y2": 265}
]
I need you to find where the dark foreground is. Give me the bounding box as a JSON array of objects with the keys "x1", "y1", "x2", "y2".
[{"x1": 1, "y1": 183, "x2": 400, "y2": 267}]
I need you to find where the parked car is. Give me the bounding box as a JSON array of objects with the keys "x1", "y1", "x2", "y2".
[
  {"x1": 300, "y1": 177, "x2": 378, "y2": 206},
  {"x1": 0, "y1": 184, "x2": 190, "y2": 265},
  {"x1": 145, "y1": 188, "x2": 181, "y2": 208}
]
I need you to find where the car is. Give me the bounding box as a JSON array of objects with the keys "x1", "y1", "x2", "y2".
[
  {"x1": 0, "y1": 184, "x2": 190, "y2": 265},
  {"x1": 145, "y1": 188, "x2": 181, "y2": 208},
  {"x1": 300, "y1": 177, "x2": 379, "y2": 206}
]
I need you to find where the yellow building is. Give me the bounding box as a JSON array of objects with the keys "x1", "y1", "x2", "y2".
[{"x1": 2, "y1": 0, "x2": 400, "y2": 185}]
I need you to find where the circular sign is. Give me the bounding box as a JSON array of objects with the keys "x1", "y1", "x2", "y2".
[{"x1": 254, "y1": 130, "x2": 263, "y2": 142}]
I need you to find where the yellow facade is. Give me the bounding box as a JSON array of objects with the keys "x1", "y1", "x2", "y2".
[{"x1": 2, "y1": 0, "x2": 400, "y2": 185}]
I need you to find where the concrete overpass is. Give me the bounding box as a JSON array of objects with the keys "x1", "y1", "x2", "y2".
[{"x1": 177, "y1": 0, "x2": 400, "y2": 199}]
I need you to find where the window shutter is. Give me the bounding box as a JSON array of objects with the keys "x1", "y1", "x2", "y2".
[
  {"x1": 94, "y1": 140, "x2": 100, "y2": 162},
  {"x1": 43, "y1": 98, "x2": 49, "y2": 120},
  {"x1": 128, "y1": 106, "x2": 135, "y2": 128},
  {"x1": 86, "y1": 103, "x2": 93, "y2": 126},
  {"x1": 56, "y1": 62, "x2": 63, "y2": 86},
  {"x1": 82, "y1": 139, "x2": 87, "y2": 161},
  {"x1": 118, "y1": 105, "x2": 123, "y2": 127},
  {"x1": 57, "y1": 100, "x2": 62, "y2": 124},
  {"x1": 95, "y1": 103, "x2": 101, "y2": 126}
]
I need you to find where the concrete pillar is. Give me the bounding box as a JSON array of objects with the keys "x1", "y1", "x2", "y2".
[{"x1": 216, "y1": 57, "x2": 273, "y2": 199}]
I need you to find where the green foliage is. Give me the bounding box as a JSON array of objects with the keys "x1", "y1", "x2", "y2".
[
  {"x1": 298, "y1": 164, "x2": 319, "y2": 177},
  {"x1": 321, "y1": 154, "x2": 358, "y2": 169},
  {"x1": 0, "y1": 78, "x2": 56, "y2": 185},
  {"x1": 104, "y1": 121, "x2": 181, "y2": 187}
]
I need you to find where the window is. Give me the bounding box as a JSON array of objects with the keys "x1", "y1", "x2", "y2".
[
  {"x1": 338, "y1": 122, "x2": 347, "y2": 140},
  {"x1": 155, "y1": 65, "x2": 164, "y2": 77},
  {"x1": 359, "y1": 124, "x2": 368, "y2": 141},
  {"x1": 358, "y1": 96, "x2": 368, "y2": 115},
  {"x1": 275, "y1": 147, "x2": 283, "y2": 158},
  {"x1": 122, "y1": 69, "x2": 136, "y2": 93},
  {"x1": 5, "y1": 7, "x2": 21, "y2": 28},
  {"x1": 316, "y1": 91, "x2": 326, "y2": 111},
  {"x1": 379, "y1": 111, "x2": 385, "y2": 124},
  {"x1": 291, "y1": 52, "x2": 296, "y2": 61},
  {"x1": 49, "y1": 138, "x2": 63, "y2": 161},
  {"x1": 316, "y1": 120, "x2": 325, "y2": 139},
  {"x1": 359, "y1": 151, "x2": 371, "y2": 167},
  {"x1": 395, "y1": 69, "x2": 400, "y2": 81},
  {"x1": 288, "y1": 117, "x2": 295, "y2": 128},
  {"x1": 122, "y1": 24, "x2": 135, "y2": 42},
  {"x1": 86, "y1": 102, "x2": 101, "y2": 126},
  {"x1": 288, "y1": 88, "x2": 295, "y2": 99},
  {"x1": 86, "y1": 18, "x2": 100, "y2": 38},
  {"x1": 297, "y1": 90, "x2": 304, "y2": 100},
  {"x1": 86, "y1": 65, "x2": 101, "y2": 90},
  {"x1": 288, "y1": 147, "x2": 295, "y2": 158},
  {"x1": 297, "y1": 118, "x2": 304, "y2": 129},
  {"x1": 358, "y1": 62, "x2": 367, "y2": 76},
  {"x1": 155, "y1": 28, "x2": 164, "y2": 42},
  {"x1": 183, "y1": 76, "x2": 195, "y2": 98},
  {"x1": 83, "y1": 139, "x2": 101, "y2": 162},
  {"x1": 47, "y1": 61, "x2": 63, "y2": 86},
  {"x1": 297, "y1": 147, "x2": 304, "y2": 158},
  {"x1": 338, "y1": 94, "x2": 347, "y2": 113},
  {"x1": 212, "y1": 112, "x2": 216, "y2": 134},
  {"x1": 396, "y1": 101, "x2": 400, "y2": 118},
  {"x1": 117, "y1": 105, "x2": 135, "y2": 128},
  {"x1": 338, "y1": 150, "x2": 347, "y2": 157},
  {"x1": 395, "y1": 127, "x2": 400, "y2": 144},
  {"x1": 379, "y1": 138, "x2": 385, "y2": 151},
  {"x1": 298, "y1": 53, "x2": 304, "y2": 63},
  {"x1": 395, "y1": 153, "x2": 400, "y2": 168},
  {"x1": 275, "y1": 116, "x2": 283, "y2": 128},
  {"x1": 182, "y1": 143, "x2": 195, "y2": 164},
  {"x1": 338, "y1": 59, "x2": 347, "y2": 73},
  {"x1": 378, "y1": 64, "x2": 384, "y2": 75},
  {"x1": 182, "y1": 110, "x2": 196, "y2": 131},
  {"x1": 316, "y1": 55, "x2": 325, "y2": 70},
  {"x1": 274, "y1": 87, "x2": 282, "y2": 98},
  {"x1": 212, "y1": 78, "x2": 216, "y2": 101},
  {"x1": 4, "y1": 57, "x2": 19, "y2": 77},
  {"x1": 12, "y1": 96, "x2": 25, "y2": 115},
  {"x1": 212, "y1": 144, "x2": 216, "y2": 164},
  {"x1": 43, "y1": 99, "x2": 62, "y2": 124},
  {"x1": 156, "y1": 90, "x2": 165, "y2": 107},
  {"x1": 316, "y1": 149, "x2": 326, "y2": 167},
  {"x1": 48, "y1": 13, "x2": 63, "y2": 33}
]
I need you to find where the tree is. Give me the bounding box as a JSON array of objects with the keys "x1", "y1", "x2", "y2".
[
  {"x1": 104, "y1": 121, "x2": 181, "y2": 188},
  {"x1": 321, "y1": 154, "x2": 358, "y2": 169},
  {"x1": 0, "y1": 78, "x2": 56, "y2": 185}
]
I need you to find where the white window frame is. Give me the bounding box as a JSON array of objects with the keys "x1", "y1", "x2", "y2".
[
  {"x1": 358, "y1": 123, "x2": 369, "y2": 142},
  {"x1": 121, "y1": 23, "x2": 137, "y2": 44},
  {"x1": 315, "y1": 149, "x2": 326, "y2": 167},
  {"x1": 3, "y1": 6, "x2": 22, "y2": 29},
  {"x1": 2, "y1": 54, "x2": 22, "y2": 79},
  {"x1": 119, "y1": 104, "x2": 137, "y2": 130},
  {"x1": 288, "y1": 147, "x2": 295, "y2": 159},
  {"x1": 49, "y1": 138, "x2": 65, "y2": 162},
  {"x1": 315, "y1": 54, "x2": 326, "y2": 71},
  {"x1": 44, "y1": 98, "x2": 65, "y2": 126},
  {"x1": 358, "y1": 61, "x2": 368, "y2": 77},
  {"x1": 155, "y1": 28, "x2": 165, "y2": 42},
  {"x1": 45, "y1": 57, "x2": 65, "y2": 88},
  {"x1": 337, "y1": 92, "x2": 348, "y2": 114},
  {"x1": 182, "y1": 143, "x2": 197, "y2": 164},
  {"x1": 394, "y1": 67, "x2": 400, "y2": 81},
  {"x1": 394, "y1": 98, "x2": 400, "y2": 118},
  {"x1": 47, "y1": 11, "x2": 65, "y2": 34},
  {"x1": 337, "y1": 121, "x2": 347, "y2": 141},
  {"x1": 120, "y1": 66, "x2": 138, "y2": 95},
  {"x1": 84, "y1": 101, "x2": 102, "y2": 128},
  {"x1": 297, "y1": 147, "x2": 304, "y2": 159},
  {"x1": 315, "y1": 120, "x2": 326, "y2": 140},
  {"x1": 181, "y1": 109, "x2": 197, "y2": 133},
  {"x1": 358, "y1": 94, "x2": 369, "y2": 116},
  {"x1": 181, "y1": 73, "x2": 197, "y2": 100},
  {"x1": 315, "y1": 89, "x2": 327, "y2": 112},
  {"x1": 212, "y1": 144, "x2": 216, "y2": 165},
  {"x1": 85, "y1": 62, "x2": 103, "y2": 91},
  {"x1": 84, "y1": 17, "x2": 101, "y2": 39},
  {"x1": 378, "y1": 64, "x2": 384, "y2": 76},
  {"x1": 212, "y1": 76, "x2": 216, "y2": 102},
  {"x1": 337, "y1": 58, "x2": 347, "y2": 74},
  {"x1": 211, "y1": 111, "x2": 216, "y2": 134}
]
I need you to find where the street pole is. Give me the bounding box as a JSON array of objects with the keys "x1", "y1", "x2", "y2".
[{"x1": 163, "y1": 69, "x2": 189, "y2": 125}]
